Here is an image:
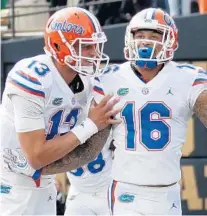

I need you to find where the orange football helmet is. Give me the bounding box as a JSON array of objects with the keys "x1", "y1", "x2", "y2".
[
  {"x1": 124, "y1": 8, "x2": 178, "y2": 65},
  {"x1": 44, "y1": 7, "x2": 109, "y2": 76}
]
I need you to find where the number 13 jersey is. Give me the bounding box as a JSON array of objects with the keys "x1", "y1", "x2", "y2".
[{"x1": 1, "y1": 54, "x2": 92, "y2": 188}]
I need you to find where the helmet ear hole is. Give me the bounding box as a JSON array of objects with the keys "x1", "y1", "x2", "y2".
[
  {"x1": 54, "y1": 43, "x2": 60, "y2": 51},
  {"x1": 124, "y1": 47, "x2": 129, "y2": 58}
]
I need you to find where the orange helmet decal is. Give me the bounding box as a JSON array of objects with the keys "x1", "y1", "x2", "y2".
[
  {"x1": 50, "y1": 20, "x2": 85, "y2": 35},
  {"x1": 44, "y1": 7, "x2": 109, "y2": 76}
]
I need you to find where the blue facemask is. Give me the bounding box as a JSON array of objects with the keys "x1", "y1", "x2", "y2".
[{"x1": 135, "y1": 47, "x2": 157, "y2": 69}]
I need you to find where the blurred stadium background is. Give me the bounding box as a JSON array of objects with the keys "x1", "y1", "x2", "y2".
[{"x1": 1, "y1": 0, "x2": 207, "y2": 215}]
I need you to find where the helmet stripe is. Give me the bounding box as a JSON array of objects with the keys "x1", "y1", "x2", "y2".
[
  {"x1": 93, "y1": 15, "x2": 102, "y2": 32},
  {"x1": 81, "y1": 9, "x2": 100, "y2": 32},
  {"x1": 146, "y1": 8, "x2": 153, "y2": 19},
  {"x1": 144, "y1": 10, "x2": 148, "y2": 19},
  {"x1": 151, "y1": 9, "x2": 156, "y2": 19}
]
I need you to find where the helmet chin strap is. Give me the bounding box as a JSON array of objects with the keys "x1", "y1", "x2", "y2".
[{"x1": 135, "y1": 47, "x2": 157, "y2": 69}]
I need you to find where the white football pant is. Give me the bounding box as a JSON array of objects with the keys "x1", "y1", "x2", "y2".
[
  {"x1": 65, "y1": 186, "x2": 110, "y2": 215},
  {"x1": 1, "y1": 182, "x2": 57, "y2": 215},
  {"x1": 108, "y1": 181, "x2": 182, "y2": 215}
]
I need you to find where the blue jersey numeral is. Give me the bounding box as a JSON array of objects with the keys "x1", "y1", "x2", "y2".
[
  {"x1": 69, "y1": 152, "x2": 105, "y2": 176},
  {"x1": 28, "y1": 60, "x2": 50, "y2": 76},
  {"x1": 121, "y1": 102, "x2": 136, "y2": 150},
  {"x1": 46, "y1": 109, "x2": 79, "y2": 140},
  {"x1": 121, "y1": 102, "x2": 171, "y2": 151}
]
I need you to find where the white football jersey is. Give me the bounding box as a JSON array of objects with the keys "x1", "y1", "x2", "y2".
[
  {"x1": 67, "y1": 133, "x2": 113, "y2": 193},
  {"x1": 0, "y1": 54, "x2": 92, "y2": 188},
  {"x1": 93, "y1": 61, "x2": 207, "y2": 185}
]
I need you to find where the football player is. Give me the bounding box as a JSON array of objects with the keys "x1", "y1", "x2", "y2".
[
  {"x1": 93, "y1": 8, "x2": 207, "y2": 215},
  {"x1": 65, "y1": 133, "x2": 112, "y2": 215},
  {"x1": 0, "y1": 7, "x2": 121, "y2": 215}
]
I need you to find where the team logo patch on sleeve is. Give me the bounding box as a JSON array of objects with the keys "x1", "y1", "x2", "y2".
[{"x1": 118, "y1": 193, "x2": 135, "y2": 203}]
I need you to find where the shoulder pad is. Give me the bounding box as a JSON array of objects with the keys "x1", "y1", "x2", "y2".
[
  {"x1": 9, "y1": 57, "x2": 52, "y2": 78},
  {"x1": 24, "y1": 58, "x2": 51, "y2": 77},
  {"x1": 192, "y1": 69, "x2": 207, "y2": 86},
  {"x1": 6, "y1": 57, "x2": 53, "y2": 98}
]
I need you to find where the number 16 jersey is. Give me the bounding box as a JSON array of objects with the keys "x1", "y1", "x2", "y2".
[{"x1": 93, "y1": 61, "x2": 207, "y2": 185}]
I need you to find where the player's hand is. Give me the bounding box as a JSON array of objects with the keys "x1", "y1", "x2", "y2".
[
  {"x1": 88, "y1": 94, "x2": 122, "y2": 130},
  {"x1": 3, "y1": 148, "x2": 41, "y2": 180}
]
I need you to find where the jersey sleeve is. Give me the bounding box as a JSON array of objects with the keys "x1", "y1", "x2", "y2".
[
  {"x1": 10, "y1": 95, "x2": 45, "y2": 132},
  {"x1": 92, "y1": 64, "x2": 120, "y2": 104},
  {"x1": 188, "y1": 69, "x2": 207, "y2": 111},
  {"x1": 3, "y1": 58, "x2": 48, "y2": 132},
  {"x1": 5, "y1": 60, "x2": 45, "y2": 100}
]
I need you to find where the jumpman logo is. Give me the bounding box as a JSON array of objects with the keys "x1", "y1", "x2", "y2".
[
  {"x1": 171, "y1": 202, "x2": 177, "y2": 209},
  {"x1": 48, "y1": 195, "x2": 53, "y2": 201},
  {"x1": 166, "y1": 88, "x2": 173, "y2": 95}
]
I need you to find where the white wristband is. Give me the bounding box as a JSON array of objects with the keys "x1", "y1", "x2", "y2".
[{"x1": 70, "y1": 118, "x2": 98, "y2": 144}]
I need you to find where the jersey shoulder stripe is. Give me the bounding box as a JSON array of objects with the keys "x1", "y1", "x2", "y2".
[
  {"x1": 175, "y1": 63, "x2": 207, "y2": 86},
  {"x1": 93, "y1": 76, "x2": 105, "y2": 96},
  {"x1": 192, "y1": 70, "x2": 207, "y2": 86},
  {"x1": 5, "y1": 56, "x2": 53, "y2": 98},
  {"x1": 7, "y1": 77, "x2": 45, "y2": 98},
  {"x1": 102, "y1": 64, "x2": 120, "y2": 74},
  {"x1": 15, "y1": 70, "x2": 41, "y2": 85},
  {"x1": 176, "y1": 64, "x2": 196, "y2": 70},
  {"x1": 93, "y1": 85, "x2": 105, "y2": 95}
]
